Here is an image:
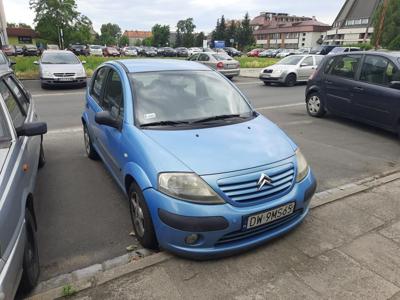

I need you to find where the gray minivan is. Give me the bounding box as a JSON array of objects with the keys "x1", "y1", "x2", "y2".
[{"x1": 0, "y1": 71, "x2": 47, "y2": 298}]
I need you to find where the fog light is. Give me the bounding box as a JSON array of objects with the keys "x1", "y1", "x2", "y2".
[{"x1": 185, "y1": 233, "x2": 199, "y2": 245}]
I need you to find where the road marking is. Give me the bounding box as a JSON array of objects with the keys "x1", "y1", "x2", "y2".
[
  {"x1": 47, "y1": 127, "x2": 82, "y2": 135},
  {"x1": 32, "y1": 92, "x2": 85, "y2": 97},
  {"x1": 256, "y1": 103, "x2": 304, "y2": 110}
]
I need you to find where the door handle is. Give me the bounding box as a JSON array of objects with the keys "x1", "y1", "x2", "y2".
[{"x1": 353, "y1": 87, "x2": 364, "y2": 92}]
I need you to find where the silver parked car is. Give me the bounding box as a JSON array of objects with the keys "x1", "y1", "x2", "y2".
[
  {"x1": 35, "y1": 50, "x2": 87, "y2": 89},
  {"x1": 259, "y1": 55, "x2": 324, "y2": 87},
  {"x1": 0, "y1": 71, "x2": 47, "y2": 298},
  {"x1": 188, "y1": 52, "x2": 240, "y2": 79},
  {"x1": 0, "y1": 51, "x2": 15, "y2": 72}
]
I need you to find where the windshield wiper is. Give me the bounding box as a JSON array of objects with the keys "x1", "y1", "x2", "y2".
[
  {"x1": 191, "y1": 114, "x2": 247, "y2": 124},
  {"x1": 140, "y1": 120, "x2": 190, "y2": 127}
]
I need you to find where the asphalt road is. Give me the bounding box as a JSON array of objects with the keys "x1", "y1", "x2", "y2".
[{"x1": 24, "y1": 77, "x2": 400, "y2": 280}]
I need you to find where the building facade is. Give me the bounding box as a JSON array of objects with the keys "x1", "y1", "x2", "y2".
[
  {"x1": 123, "y1": 30, "x2": 152, "y2": 46},
  {"x1": 0, "y1": 0, "x2": 8, "y2": 46},
  {"x1": 251, "y1": 12, "x2": 331, "y2": 49},
  {"x1": 6, "y1": 27, "x2": 38, "y2": 45},
  {"x1": 325, "y1": 0, "x2": 382, "y2": 45}
]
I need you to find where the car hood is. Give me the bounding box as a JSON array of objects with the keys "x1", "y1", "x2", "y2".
[
  {"x1": 0, "y1": 148, "x2": 9, "y2": 175},
  {"x1": 142, "y1": 116, "x2": 296, "y2": 175},
  {"x1": 40, "y1": 63, "x2": 84, "y2": 73}
]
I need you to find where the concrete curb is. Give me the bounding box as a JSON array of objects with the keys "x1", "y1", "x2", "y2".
[{"x1": 26, "y1": 168, "x2": 400, "y2": 299}]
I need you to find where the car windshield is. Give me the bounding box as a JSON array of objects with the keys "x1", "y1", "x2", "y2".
[
  {"x1": 212, "y1": 54, "x2": 232, "y2": 61},
  {"x1": 91, "y1": 45, "x2": 101, "y2": 49},
  {"x1": 41, "y1": 52, "x2": 80, "y2": 64},
  {"x1": 130, "y1": 71, "x2": 252, "y2": 126},
  {"x1": 276, "y1": 55, "x2": 303, "y2": 65},
  {"x1": 330, "y1": 47, "x2": 345, "y2": 53}
]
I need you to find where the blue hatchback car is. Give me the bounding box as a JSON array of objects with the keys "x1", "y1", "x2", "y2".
[{"x1": 82, "y1": 59, "x2": 317, "y2": 258}]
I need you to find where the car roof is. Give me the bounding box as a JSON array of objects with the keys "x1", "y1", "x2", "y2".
[
  {"x1": 330, "y1": 50, "x2": 400, "y2": 59},
  {"x1": 113, "y1": 59, "x2": 210, "y2": 73}
]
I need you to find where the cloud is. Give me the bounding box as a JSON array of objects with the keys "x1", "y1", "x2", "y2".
[{"x1": 4, "y1": 0, "x2": 345, "y2": 33}]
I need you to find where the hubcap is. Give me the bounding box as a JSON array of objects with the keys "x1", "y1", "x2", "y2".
[
  {"x1": 84, "y1": 128, "x2": 90, "y2": 155},
  {"x1": 130, "y1": 193, "x2": 145, "y2": 238},
  {"x1": 308, "y1": 95, "x2": 321, "y2": 114}
]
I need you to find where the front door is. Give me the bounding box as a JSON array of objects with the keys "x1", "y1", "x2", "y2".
[{"x1": 297, "y1": 56, "x2": 315, "y2": 81}]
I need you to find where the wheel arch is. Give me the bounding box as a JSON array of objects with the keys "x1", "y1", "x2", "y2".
[
  {"x1": 26, "y1": 193, "x2": 37, "y2": 231},
  {"x1": 123, "y1": 163, "x2": 153, "y2": 195},
  {"x1": 306, "y1": 85, "x2": 321, "y2": 99}
]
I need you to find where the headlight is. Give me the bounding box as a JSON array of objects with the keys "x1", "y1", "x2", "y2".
[
  {"x1": 42, "y1": 70, "x2": 53, "y2": 78},
  {"x1": 296, "y1": 149, "x2": 309, "y2": 182},
  {"x1": 273, "y1": 69, "x2": 283, "y2": 75},
  {"x1": 158, "y1": 173, "x2": 225, "y2": 204},
  {"x1": 77, "y1": 68, "x2": 86, "y2": 77}
]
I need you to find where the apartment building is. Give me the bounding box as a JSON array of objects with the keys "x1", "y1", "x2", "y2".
[
  {"x1": 251, "y1": 12, "x2": 331, "y2": 49},
  {"x1": 325, "y1": 0, "x2": 382, "y2": 45}
]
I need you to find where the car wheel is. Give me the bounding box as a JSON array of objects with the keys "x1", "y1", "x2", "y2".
[
  {"x1": 40, "y1": 82, "x2": 48, "y2": 89},
  {"x1": 38, "y1": 140, "x2": 46, "y2": 169},
  {"x1": 226, "y1": 76, "x2": 233, "y2": 80},
  {"x1": 263, "y1": 82, "x2": 271, "y2": 86},
  {"x1": 306, "y1": 92, "x2": 326, "y2": 118},
  {"x1": 20, "y1": 210, "x2": 40, "y2": 293},
  {"x1": 128, "y1": 181, "x2": 158, "y2": 249},
  {"x1": 285, "y1": 73, "x2": 297, "y2": 87},
  {"x1": 83, "y1": 124, "x2": 99, "y2": 160}
]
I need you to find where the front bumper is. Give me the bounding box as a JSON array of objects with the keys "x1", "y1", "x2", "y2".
[
  {"x1": 219, "y1": 68, "x2": 240, "y2": 77},
  {"x1": 41, "y1": 77, "x2": 87, "y2": 86},
  {"x1": 259, "y1": 73, "x2": 286, "y2": 83},
  {"x1": 144, "y1": 169, "x2": 316, "y2": 259}
]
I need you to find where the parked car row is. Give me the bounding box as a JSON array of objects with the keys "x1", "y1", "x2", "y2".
[
  {"x1": 248, "y1": 46, "x2": 362, "y2": 58},
  {"x1": 1, "y1": 44, "x2": 41, "y2": 56}
]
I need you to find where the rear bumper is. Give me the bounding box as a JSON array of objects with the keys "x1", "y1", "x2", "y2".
[{"x1": 219, "y1": 69, "x2": 240, "y2": 77}]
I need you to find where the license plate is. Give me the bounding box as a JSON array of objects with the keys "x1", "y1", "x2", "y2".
[
  {"x1": 226, "y1": 64, "x2": 236, "y2": 69},
  {"x1": 58, "y1": 78, "x2": 74, "y2": 81},
  {"x1": 246, "y1": 202, "x2": 295, "y2": 229},
  {"x1": 261, "y1": 74, "x2": 271, "y2": 78}
]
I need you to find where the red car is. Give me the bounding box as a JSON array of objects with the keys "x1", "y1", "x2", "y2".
[
  {"x1": 247, "y1": 48, "x2": 264, "y2": 57},
  {"x1": 1, "y1": 45, "x2": 16, "y2": 56},
  {"x1": 103, "y1": 47, "x2": 120, "y2": 57}
]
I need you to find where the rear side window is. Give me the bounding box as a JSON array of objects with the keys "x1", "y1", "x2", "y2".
[
  {"x1": 91, "y1": 67, "x2": 108, "y2": 102},
  {"x1": 0, "y1": 81, "x2": 25, "y2": 128},
  {"x1": 5, "y1": 77, "x2": 29, "y2": 111},
  {"x1": 302, "y1": 56, "x2": 314, "y2": 66},
  {"x1": 360, "y1": 55, "x2": 399, "y2": 87},
  {"x1": 327, "y1": 55, "x2": 361, "y2": 79}
]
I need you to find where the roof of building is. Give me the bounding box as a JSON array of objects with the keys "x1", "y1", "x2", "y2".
[
  {"x1": 109, "y1": 59, "x2": 209, "y2": 73},
  {"x1": 333, "y1": 0, "x2": 382, "y2": 27},
  {"x1": 6, "y1": 27, "x2": 38, "y2": 37},
  {"x1": 254, "y1": 19, "x2": 330, "y2": 34},
  {"x1": 123, "y1": 30, "x2": 152, "y2": 39}
]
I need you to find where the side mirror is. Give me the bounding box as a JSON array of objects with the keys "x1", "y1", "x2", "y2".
[
  {"x1": 389, "y1": 81, "x2": 400, "y2": 90},
  {"x1": 33, "y1": 61, "x2": 39, "y2": 65},
  {"x1": 95, "y1": 111, "x2": 121, "y2": 129},
  {"x1": 9, "y1": 61, "x2": 16, "y2": 66},
  {"x1": 81, "y1": 61, "x2": 87, "y2": 64},
  {"x1": 16, "y1": 122, "x2": 47, "y2": 137}
]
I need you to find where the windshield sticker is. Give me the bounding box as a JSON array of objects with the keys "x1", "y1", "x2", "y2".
[{"x1": 144, "y1": 113, "x2": 156, "y2": 120}]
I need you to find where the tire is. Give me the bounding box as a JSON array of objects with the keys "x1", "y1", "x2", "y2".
[
  {"x1": 128, "y1": 182, "x2": 158, "y2": 249},
  {"x1": 38, "y1": 140, "x2": 46, "y2": 169},
  {"x1": 20, "y1": 210, "x2": 40, "y2": 293},
  {"x1": 83, "y1": 124, "x2": 99, "y2": 160},
  {"x1": 226, "y1": 76, "x2": 233, "y2": 80},
  {"x1": 285, "y1": 73, "x2": 297, "y2": 87},
  {"x1": 40, "y1": 82, "x2": 48, "y2": 89},
  {"x1": 263, "y1": 82, "x2": 271, "y2": 86},
  {"x1": 306, "y1": 92, "x2": 326, "y2": 118}
]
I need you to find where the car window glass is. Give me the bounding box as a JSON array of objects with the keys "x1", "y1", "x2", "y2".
[
  {"x1": 92, "y1": 67, "x2": 108, "y2": 103},
  {"x1": 5, "y1": 77, "x2": 29, "y2": 111},
  {"x1": 0, "y1": 52, "x2": 6, "y2": 64},
  {"x1": 360, "y1": 55, "x2": 399, "y2": 86},
  {"x1": 0, "y1": 81, "x2": 25, "y2": 128},
  {"x1": 188, "y1": 54, "x2": 199, "y2": 61},
  {"x1": 329, "y1": 55, "x2": 361, "y2": 79},
  {"x1": 0, "y1": 107, "x2": 11, "y2": 142},
  {"x1": 302, "y1": 56, "x2": 314, "y2": 66},
  {"x1": 103, "y1": 70, "x2": 123, "y2": 119},
  {"x1": 315, "y1": 56, "x2": 324, "y2": 65},
  {"x1": 198, "y1": 54, "x2": 210, "y2": 61}
]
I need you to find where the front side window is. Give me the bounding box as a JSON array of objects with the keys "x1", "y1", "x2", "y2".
[
  {"x1": 0, "y1": 81, "x2": 25, "y2": 128},
  {"x1": 198, "y1": 54, "x2": 210, "y2": 62},
  {"x1": 103, "y1": 70, "x2": 123, "y2": 119},
  {"x1": 130, "y1": 71, "x2": 252, "y2": 126},
  {"x1": 5, "y1": 77, "x2": 29, "y2": 111},
  {"x1": 360, "y1": 55, "x2": 399, "y2": 86},
  {"x1": 0, "y1": 107, "x2": 11, "y2": 144},
  {"x1": 188, "y1": 54, "x2": 199, "y2": 61},
  {"x1": 328, "y1": 55, "x2": 361, "y2": 79},
  {"x1": 91, "y1": 67, "x2": 109, "y2": 102}
]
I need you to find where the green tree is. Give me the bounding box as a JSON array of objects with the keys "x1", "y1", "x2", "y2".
[
  {"x1": 141, "y1": 37, "x2": 153, "y2": 46},
  {"x1": 176, "y1": 18, "x2": 196, "y2": 47},
  {"x1": 99, "y1": 23, "x2": 121, "y2": 45},
  {"x1": 119, "y1": 35, "x2": 129, "y2": 47},
  {"x1": 226, "y1": 20, "x2": 237, "y2": 46},
  {"x1": 372, "y1": 0, "x2": 400, "y2": 49},
  {"x1": 29, "y1": 0, "x2": 92, "y2": 47},
  {"x1": 195, "y1": 32, "x2": 206, "y2": 47},
  {"x1": 237, "y1": 12, "x2": 255, "y2": 50},
  {"x1": 152, "y1": 24, "x2": 170, "y2": 46}
]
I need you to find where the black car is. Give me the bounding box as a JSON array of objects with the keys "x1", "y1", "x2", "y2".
[
  {"x1": 22, "y1": 44, "x2": 39, "y2": 56},
  {"x1": 162, "y1": 47, "x2": 177, "y2": 57},
  {"x1": 306, "y1": 51, "x2": 400, "y2": 136},
  {"x1": 68, "y1": 44, "x2": 89, "y2": 56},
  {"x1": 309, "y1": 45, "x2": 337, "y2": 55},
  {"x1": 142, "y1": 47, "x2": 157, "y2": 57},
  {"x1": 224, "y1": 47, "x2": 242, "y2": 57},
  {"x1": 175, "y1": 47, "x2": 189, "y2": 57}
]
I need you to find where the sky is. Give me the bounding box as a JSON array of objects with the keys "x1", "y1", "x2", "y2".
[{"x1": 4, "y1": 0, "x2": 346, "y2": 33}]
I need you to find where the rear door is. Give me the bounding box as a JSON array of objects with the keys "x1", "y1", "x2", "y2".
[
  {"x1": 351, "y1": 54, "x2": 400, "y2": 128},
  {"x1": 323, "y1": 54, "x2": 362, "y2": 116}
]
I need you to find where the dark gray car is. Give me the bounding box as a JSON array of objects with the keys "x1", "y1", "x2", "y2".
[{"x1": 0, "y1": 71, "x2": 47, "y2": 298}]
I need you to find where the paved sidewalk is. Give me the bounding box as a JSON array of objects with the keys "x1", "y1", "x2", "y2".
[{"x1": 66, "y1": 179, "x2": 400, "y2": 300}]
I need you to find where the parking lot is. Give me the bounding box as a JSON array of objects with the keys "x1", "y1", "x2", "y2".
[{"x1": 24, "y1": 77, "x2": 400, "y2": 281}]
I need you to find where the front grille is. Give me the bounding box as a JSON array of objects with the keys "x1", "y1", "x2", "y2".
[
  {"x1": 216, "y1": 209, "x2": 303, "y2": 245},
  {"x1": 263, "y1": 69, "x2": 273, "y2": 73},
  {"x1": 217, "y1": 163, "x2": 295, "y2": 205},
  {"x1": 53, "y1": 73, "x2": 75, "y2": 77}
]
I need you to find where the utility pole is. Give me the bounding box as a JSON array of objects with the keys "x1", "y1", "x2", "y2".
[{"x1": 375, "y1": 0, "x2": 389, "y2": 49}]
